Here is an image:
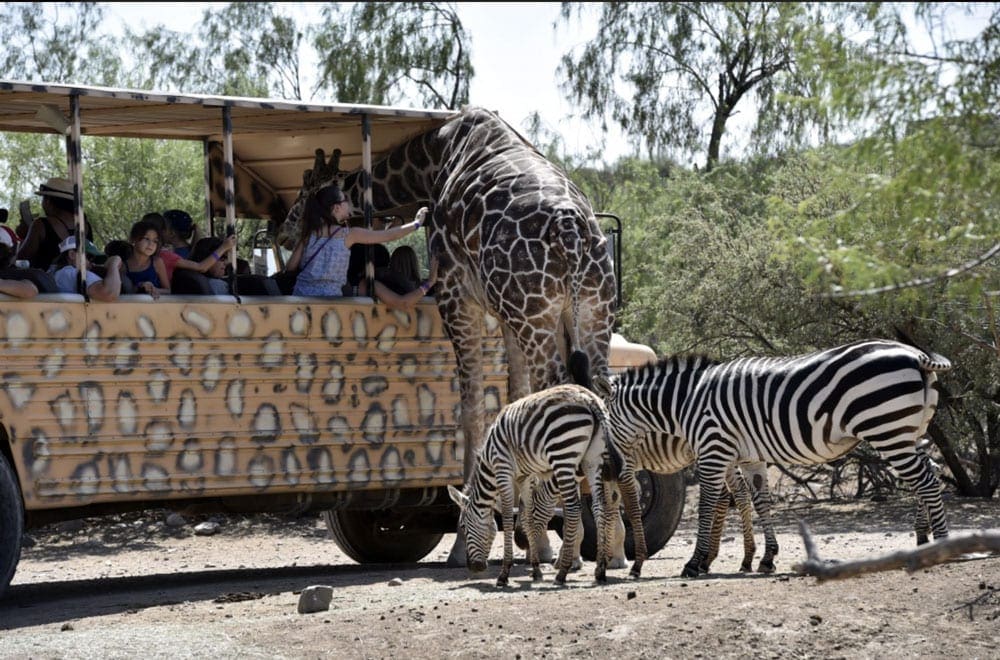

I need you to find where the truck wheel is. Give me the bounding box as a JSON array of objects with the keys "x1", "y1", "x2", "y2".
[
  {"x1": 0, "y1": 454, "x2": 24, "y2": 597},
  {"x1": 569, "y1": 471, "x2": 686, "y2": 561},
  {"x1": 322, "y1": 509, "x2": 444, "y2": 564}
]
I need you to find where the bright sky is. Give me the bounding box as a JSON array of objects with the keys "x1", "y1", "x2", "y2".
[
  {"x1": 103, "y1": 2, "x2": 993, "y2": 166},
  {"x1": 103, "y1": 2, "x2": 633, "y2": 162}
]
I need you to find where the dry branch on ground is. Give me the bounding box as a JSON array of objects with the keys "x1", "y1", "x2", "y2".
[{"x1": 793, "y1": 520, "x2": 1000, "y2": 582}]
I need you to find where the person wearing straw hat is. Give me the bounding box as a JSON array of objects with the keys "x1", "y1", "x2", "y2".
[{"x1": 16, "y1": 176, "x2": 94, "y2": 271}]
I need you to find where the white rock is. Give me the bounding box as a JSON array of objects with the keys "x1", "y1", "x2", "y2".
[
  {"x1": 387, "y1": 577, "x2": 404, "y2": 587},
  {"x1": 193, "y1": 521, "x2": 220, "y2": 536},
  {"x1": 297, "y1": 585, "x2": 334, "y2": 614}
]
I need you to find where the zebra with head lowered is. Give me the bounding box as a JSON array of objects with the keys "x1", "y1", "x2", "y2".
[
  {"x1": 605, "y1": 339, "x2": 952, "y2": 578},
  {"x1": 447, "y1": 384, "x2": 617, "y2": 587}
]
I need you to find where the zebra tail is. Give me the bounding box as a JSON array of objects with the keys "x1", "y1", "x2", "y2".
[{"x1": 892, "y1": 325, "x2": 952, "y2": 372}]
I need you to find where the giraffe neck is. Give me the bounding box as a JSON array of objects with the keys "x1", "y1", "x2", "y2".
[{"x1": 341, "y1": 130, "x2": 445, "y2": 212}]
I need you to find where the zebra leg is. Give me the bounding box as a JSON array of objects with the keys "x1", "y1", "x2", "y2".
[
  {"x1": 914, "y1": 500, "x2": 931, "y2": 545},
  {"x1": 554, "y1": 471, "x2": 583, "y2": 585},
  {"x1": 587, "y1": 464, "x2": 609, "y2": 583},
  {"x1": 520, "y1": 480, "x2": 544, "y2": 581},
  {"x1": 497, "y1": 478, "x2": 517, "y2": 588},
  {"x1": 702, "y1": 487, "x2": 731, "y2": 573},
  {"x1": 607, "y1": 487, "x2": 628, "y2": 569},
  {"x1": 618, "y1": 468, "x2": 648, "y2": 579},
  {"x1": 740, "y1": 462, "x2": 778, "y2": 573},
  {"x1": 682, "y1": 457, "x2": 729, "y2": 579},
  {"x1": 728, "y1": 466, "x2": 757, "y2": 573},
  {"x1": 529, "y1": 477, "x2": 558, "y2": 565},
  {"x1": 884, "y1": 450, "x2": 949, "y2": 544}
]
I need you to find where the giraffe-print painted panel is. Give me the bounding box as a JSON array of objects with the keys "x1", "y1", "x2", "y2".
[{"x1": 0, "y1": 295, "x2": 508, "y2": 511}]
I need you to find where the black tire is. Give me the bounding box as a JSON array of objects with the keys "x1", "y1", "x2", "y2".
[
  {"x1": 0, "y1": 454, "x2": 24, "y2": 597},
  {"x1": 322, "y1": 509, "x2": 444, "y2": 564},
  {"x1": 570, "y1": 471, "x2": 686, "y2": 561}
]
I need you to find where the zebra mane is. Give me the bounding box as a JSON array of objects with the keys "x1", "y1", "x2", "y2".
[{"x1": 616, "y1": 353, "x2": 719, "y2": 387}]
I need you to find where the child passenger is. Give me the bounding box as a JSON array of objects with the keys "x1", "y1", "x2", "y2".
[{"x1": 124, "y1": 220, "x2": 170, "y2": 298}]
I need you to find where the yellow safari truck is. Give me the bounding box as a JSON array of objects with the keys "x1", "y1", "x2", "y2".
[{"x1": 0, "y1": 81, "x2": 683, "y2": 596}]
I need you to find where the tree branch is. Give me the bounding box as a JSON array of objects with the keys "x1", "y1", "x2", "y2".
[
  {"x1": 794, "y1": 521, "x2": 1000, "y2": 582},
  {"x1": 826, "y1": 242, "x2": 1000, "y2": 298}
]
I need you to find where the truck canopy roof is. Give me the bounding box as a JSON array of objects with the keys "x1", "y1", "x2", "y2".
[{"x1": 0, "y1": 79, "x2": 457, "y2": 219}]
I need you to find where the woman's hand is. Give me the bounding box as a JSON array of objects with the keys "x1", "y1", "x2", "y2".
[{"x1": 413, "y1": 207, "x2": 429, "y2": 229}]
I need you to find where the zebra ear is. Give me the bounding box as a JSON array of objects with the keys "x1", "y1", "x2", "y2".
[{"x1": 447, "y1": 485, "x2": 468, "y2": 508}]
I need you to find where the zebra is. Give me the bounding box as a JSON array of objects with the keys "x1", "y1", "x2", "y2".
[
  {"x1": 605, "y1": 339, "x2": 952, "y2": 578},
  {"x1": 525, "y1": 433, "x2": 763, "y2": 575},
  {"x1": 446, "y1": 384, "x2": 620, "y2": 586}
]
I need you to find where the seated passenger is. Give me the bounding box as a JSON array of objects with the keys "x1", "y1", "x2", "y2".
[
  {"x1": 0, "y1": 229, "x2": 38, "y2": 298},
  {"x1": 16, "y1": 176, "x2": 96, "y2": 271},
  {"x1": 52, "y1": 236, "x2": 122, "y2": 302},
  {"x1": 143, "y1": 212, "x2": 235, "y2": 282},
  {"x1": 284, "y1": 184, "x2": 426, "y2": 297},
  {"x1": 190, "y1": 236, "x2": 232, "y2": 295},
  {"x1": 124, "y1": 220, "x2": 170, "y2": 298},
  {"x1": 162, "y1": 209, "x2": 198, "y2": 259}
]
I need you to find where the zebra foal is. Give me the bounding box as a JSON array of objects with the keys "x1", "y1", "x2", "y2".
[
  {"x1": 606, "y1": 339, "x2": 952, "y2": 578},
  {"x1": 447, "y1": 384, "x2": 618, "y2": 586}
]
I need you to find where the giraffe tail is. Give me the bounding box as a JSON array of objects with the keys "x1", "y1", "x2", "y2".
[{"x1": 568, "y1": 350, "x2": 591, "y2": 389}]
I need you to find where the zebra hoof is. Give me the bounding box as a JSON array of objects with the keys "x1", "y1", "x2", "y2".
[
  {"x1": 757, "y1": 559, "x2": 776, "y2": 574},
  {"x1": 916, "y1": 533, "x2": 929, "y2": 546},
  {"x1": 595, "y1": 561, "x2": 607, "y2": 584},
  {"x1": 680, "y1": 561, "x2": 701, "y2": 578},
  {"x1": 531, "y1": 565, "x2": 543, "y2": 581},
  {"x1": 555, "y1": 568, "x2": 569, "y2": 585},
  {"x1": 495, "y1": 576, "x2": 509, "y2": 588},
  {"x1": 739, "y1": 560, "x2": 753, "y2": 573}
]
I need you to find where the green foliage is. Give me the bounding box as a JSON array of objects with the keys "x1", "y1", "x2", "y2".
[
  {"x1": 313, "y1": 2, "x2": 472, "y2": 108},
  {"x1": 558, "y1": 2, "x2": 828, "y2": 170},
  {"x1": 0, "y1": 3, "x2": 123, "y2": 85}
]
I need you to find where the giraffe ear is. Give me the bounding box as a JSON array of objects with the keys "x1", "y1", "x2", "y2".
[{"x1": 447, "y1": 484, "x2": 468, "y2": 508}]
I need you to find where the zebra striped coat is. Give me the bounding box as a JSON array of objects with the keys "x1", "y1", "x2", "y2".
[
  {"x1": 447, "y1": 384, "x2": 618, "y2": 586},
  {"x1": 606, "y1": 339, "x2": 951, "y2": 578}
]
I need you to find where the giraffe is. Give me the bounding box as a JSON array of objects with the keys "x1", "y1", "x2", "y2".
[{"x1": 283, "y1": 107, "x2": 618, "y2": 564}]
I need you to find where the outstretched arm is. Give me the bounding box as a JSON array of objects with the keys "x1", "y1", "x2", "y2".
[{"x1": 345, "y1": 207, "x2": 428, "y2": 248}]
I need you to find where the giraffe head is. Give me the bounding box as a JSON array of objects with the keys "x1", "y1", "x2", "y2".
[{"x1": 278, "y1": 148, "x2": 344, "y2": 249}]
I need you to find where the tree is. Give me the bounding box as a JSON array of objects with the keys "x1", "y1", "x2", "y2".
[
  {"x1": 313, "y1": 2, "x2": 472, "y2": 109},
  {"x1": 558, "y1": 2, "x2": 823, "y2": 170},
  {"x1": 128, "y1": 2, "x2": 301, "y2": 98},
  {"x1": 0, "y1": 2, "x2": 124, "y2": 86}
]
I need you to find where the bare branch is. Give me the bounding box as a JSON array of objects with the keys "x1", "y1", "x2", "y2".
[
  {"x1": 794, "y1": 520, "x2": 1000, "y2": 582},
  {"x1": 826, "y1": 241, "x2": 1000, "y2": 298}
]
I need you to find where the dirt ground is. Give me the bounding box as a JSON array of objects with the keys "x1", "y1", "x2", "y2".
[{"x1": 2, "y1": 486, "x2": 999, "y2": 659}]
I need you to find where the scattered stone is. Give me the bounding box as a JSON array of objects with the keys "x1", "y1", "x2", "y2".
[
  {"x1": 165, "y1": 513, "x2": 187, "y2": 527},
  {"x1": 809, "y1": 615, "x2": 823, "y2": 626},
  {"x1": 193, "y1": 521, "x2": 220, "y2": 536},
  {"x1": 297, "y1": 585, "x2": 334, "y2": 614},
  {"x1": 626, "y1": 591, "x2": 637, "y2": 600},
  {"x1": 60, "y1": 622, "x2": 74, "y2": 631},
  {"x1": 388, "y1": 577, "x2": 404, "y2": 587}
]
